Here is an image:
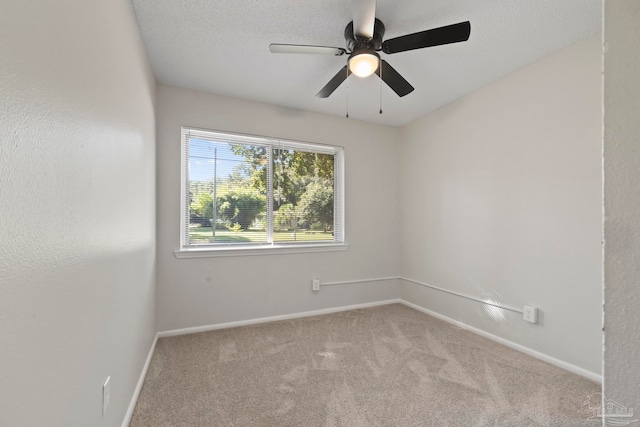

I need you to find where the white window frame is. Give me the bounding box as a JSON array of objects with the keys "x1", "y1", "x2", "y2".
[{"x1": 176, "y1": 127, "x2": 347, "y2": 258}]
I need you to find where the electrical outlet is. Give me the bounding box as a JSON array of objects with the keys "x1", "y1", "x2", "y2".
[
  {"x1": 312, "y1": 278, "x2": 320, "y2": 292},
  {"x1": 103, "y1": 376, "x2": 111, "y2": 416},
  {"x1": 523, "y1": 306, "x2": 538, "y2": 324}
]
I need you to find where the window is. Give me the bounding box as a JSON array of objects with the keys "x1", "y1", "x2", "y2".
[{"x1": 180, "y1": 127, "x2": 345, "y2": 253}]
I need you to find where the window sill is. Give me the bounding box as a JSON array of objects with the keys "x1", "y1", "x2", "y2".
[{"x1": 174, "y1": 243, "x2": 349, "y2": 258}]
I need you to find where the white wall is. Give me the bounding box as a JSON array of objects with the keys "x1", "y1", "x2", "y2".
[
  {"x1": 0, "y1": 1, "x2": 156, "y2": 426},
  {"x1": 156, "y1": 84, "x2": 401, "y2": 332},
  {"x1": 398, "y1": 35, "x2": 602, "y2": 376},
  {"x1": 0, "y1": 1, "x2": 609, "y2": 423},
  {"x1": 604, "y1": 0, "x2": 640, "y2": 413}
]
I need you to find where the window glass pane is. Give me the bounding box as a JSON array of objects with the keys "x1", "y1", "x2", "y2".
[
  {"x1": 182, "y1": 128, "x2": 343, "y2": 249},
  {"x1": 273, "y1": 149, "x2": 335, "y2": 243},
  {"x1": 188, "y1": 138, "x2": 268, "y2": 244}
]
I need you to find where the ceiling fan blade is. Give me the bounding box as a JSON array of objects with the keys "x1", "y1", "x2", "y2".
[
  {"x1": 377, "y1": 60, "x2": 414, "y2": 97},
  {"x1": 269, "y1": 44, "x2": 346, "y2": 56},
  {"x1": 352, "y1": 0, "x2": 377, "y2": 40},
  {"x1": 316, "y1": 65, "x2": 351, "y2": 98},
  {"x1": 382, "y1": 21, "x2": 471, "y2": 54}
]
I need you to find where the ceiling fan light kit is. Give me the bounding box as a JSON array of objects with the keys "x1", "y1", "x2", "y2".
[
  {"x1": 348, "y1": 50, "x2": 379, "y2": 77},
  {"x1": 269, "y1": 0, "x2": 470, "y2": 101}
]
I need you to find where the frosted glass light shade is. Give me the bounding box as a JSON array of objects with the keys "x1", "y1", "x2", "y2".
[{"x1": 349, "y1": 53, "x2": 379, "y2": 78}]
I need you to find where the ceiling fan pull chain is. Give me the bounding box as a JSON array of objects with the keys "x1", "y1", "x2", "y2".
[
  {"x1": 346, "y1": 67, "x2": 350, "y2": 118},
  {"x1": 379, "y1": 64, "x2": 383, "y2": 114}
]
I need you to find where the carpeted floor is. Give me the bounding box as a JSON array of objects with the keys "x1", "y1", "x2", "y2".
[{"x1": 130, "y1": 304, "x2": 600, "y2": 426}]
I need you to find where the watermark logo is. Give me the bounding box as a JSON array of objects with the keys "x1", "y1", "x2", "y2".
[{"x1": 584, "y1": 393, "x2": 638, "y2": 426}]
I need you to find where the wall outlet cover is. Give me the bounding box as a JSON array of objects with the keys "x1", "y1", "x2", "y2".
[{"x1": 523, "y1": 305, "x2": 538, "y2": 324}]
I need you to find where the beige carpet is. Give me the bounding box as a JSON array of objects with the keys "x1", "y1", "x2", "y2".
[{"x1": 130, "y1": 304, "x2": 599, "y2": 426}]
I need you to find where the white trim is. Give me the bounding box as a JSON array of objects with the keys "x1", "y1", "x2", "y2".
[
  {"x1": 121, "y1": 333, "x2": 158, "y2": 427},
  {"x1": 158, "y1": 299, "x2": 402, "y2": 338},
  {"x1": 400, "y1": 276, "x2": 523, "y2": 314},
  {"x1": 399, "y1": 300, "x2": 602, "y2": 384},
  {"x1": 184, "y1": 126, "x2": 344, "y2": 153},
  {"x1": 174, "y1": 243, "x2": 349, "y2": 258},
  {"x1": 320, "y1": 276, "x2": 398, "y2": 286},
  {"x1": 317, "y1": 275, "x2": 523, "y2": 314}
]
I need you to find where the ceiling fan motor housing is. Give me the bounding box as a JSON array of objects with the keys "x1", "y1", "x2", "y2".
[{"x1": 345, "y1": 18, "x2": 385, "y2": 53}]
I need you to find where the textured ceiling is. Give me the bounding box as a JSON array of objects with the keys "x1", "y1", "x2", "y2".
[{"x1": 131, "y1": 0, "x2": 601, "y2": 127}]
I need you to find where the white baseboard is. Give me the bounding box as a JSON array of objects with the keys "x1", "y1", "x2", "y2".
[
  {"x1": 158, "y1": 299, "x2": 403, "y2": 338},
  {"x1": 399, "y1": 300, "x2": 602, "y2": 384},
  {"x1": 121, "y1": 333, "x2": 158, "y2": 427}
]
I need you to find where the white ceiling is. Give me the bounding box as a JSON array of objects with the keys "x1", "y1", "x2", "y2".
[{"x1": 130, "y1": 1, "x2": 601, "y2": 127}]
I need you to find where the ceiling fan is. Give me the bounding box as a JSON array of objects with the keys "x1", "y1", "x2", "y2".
[{"x1": 269, "y1": 0, "x2": 471, "y2": 98}]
